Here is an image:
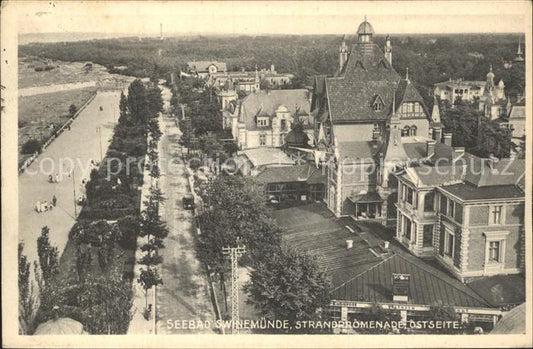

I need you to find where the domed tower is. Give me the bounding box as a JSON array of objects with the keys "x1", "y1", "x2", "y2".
[{"x1": 357, "y1": 16, "x2": 374, "y2": 44}]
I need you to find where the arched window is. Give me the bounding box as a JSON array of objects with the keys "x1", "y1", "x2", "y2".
[
  {"x1": 410, "y1": 125, "x2": 417, "y2": 136},
  {"x1": 401, "y1": 126, "x2": 410, "y2": 137}
]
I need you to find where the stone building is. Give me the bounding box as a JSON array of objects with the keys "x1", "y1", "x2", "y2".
[
  {"x1": 311, "y1": 18, "x2": 439, "y2": 224},
  {"x1": 394, "y1": 145, "x2": 525, "y2": 281}
]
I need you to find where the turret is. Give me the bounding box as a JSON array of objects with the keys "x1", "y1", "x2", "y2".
[
  {"x1": 514, "y1": 37, "x2": 524, "y2": 62},
  {"x1": 339, "y1": 35, "x2": 349, "y2": 70},
  {"x1": 385, "y1": 34, "x2": 392, "y2": 65},
  {"x1": 254, "y1": 65, "x2": 260, "y2": 93}
]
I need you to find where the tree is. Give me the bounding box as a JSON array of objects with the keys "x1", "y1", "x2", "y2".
[
  {"x1": 119, "y1": 91, "x2": 128, "y2": 116},
  {"x1": 127, "y1": 79, "x2": 149, "y2": 124},
  {"x1": 19, "y1": 243, "x2": 37, "y2": 334},
  {"x1": 69, "y1": 104, "x2": 78, "y2": 116},
  {"x1": 138, "y1": 267, "x2": 163, "y2": 309},
  {"x1": 36, "y1": 270, "x2": 134, "y2": 334},
  {"x1": 244, "y1": 245, "x2": 331, "y2": 332},
  {"x1": 36, "y1": 226, "x2": 59, "y2": 285}
]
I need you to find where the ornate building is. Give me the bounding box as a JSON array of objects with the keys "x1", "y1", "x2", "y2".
[
  {"x1": 224, "y1": 88, "x2": 313, "y2": 150},
  {"x1": 311, "y1": 18, "x2": 440, "y2": 224}
]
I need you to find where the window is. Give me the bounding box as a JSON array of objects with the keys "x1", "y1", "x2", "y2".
[
  {"x1": 401, "y1": 125, "x2": 410, "y2": 137},
  {"x1": 257, "y1": 118, "x2": 268, "y2": 127},
  {"x1": 414, "y1": 103, "x2": 421, "y2": 113},
  {"x1": 406, "y1": 187, "x2": 413, "y2": 205},
  {"x1": 488, "y1": 241, "x2": 500, "y2": 262},
  {"x1": 447, "y1": 199, "x2": 455, "y2": 218},
  {"x1": 259, "y1": 134, "x2": 267, "y2": 146},
  {"x1": 423, "y1": 225, "x2": 433, "y2": 247},
  {"x1": 280, "y1": 133, "x2": 285, "y2": 145},
  {"x1": 280, "y1": 119, "x2": 287, "y2": 130},
  {"x1": 444, "y1": 228, "x2": 454, "y2": 257},
  {"x1": 424, "y1": 192, "x2": 434, "y2": 212},
  {"x1": 410, "y1": 125, "x2": 417, "y2": 136},
  {"x1": 404, "y1": 216, "x2": 412, "y2": 240},
  {"x1": 491, "y1": 205, "x2": 503, "y2": 225}
]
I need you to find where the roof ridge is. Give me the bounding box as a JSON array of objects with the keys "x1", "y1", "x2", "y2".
[
  {"x1": 393, "y1": 253, "x2": 490, "y2": 306},
  {"x1": 332, "y1": 253, "x2": 395, "y2": 291}
]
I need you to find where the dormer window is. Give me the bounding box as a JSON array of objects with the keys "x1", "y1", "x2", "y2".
[
  {"x1": 257, "y1": 117, "x2": 269, "y2": 127},
  {"x1": 373, "y1": 95, "x2": 384, "y2": 111}
]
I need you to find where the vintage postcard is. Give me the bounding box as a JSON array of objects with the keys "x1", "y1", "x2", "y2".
[{"x1": 1, "y1": 1, "x2": 531, "y2": 347}]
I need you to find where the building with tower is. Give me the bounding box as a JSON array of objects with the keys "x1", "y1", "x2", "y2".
[
  {"x1": 311, "y1": 17, "x2": 442, "y2": 224},
  {"x1": 478, "y1": 65, "x2": 508, "y2": 119}
]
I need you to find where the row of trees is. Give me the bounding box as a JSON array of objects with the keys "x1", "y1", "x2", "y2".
[
  {"x1": 136, "y1": 93, "x2": 169, "y2": 317},
  {"x1": 196, "y1": 175, "x2": 332, "y2": 332},
  {"x1": 18, "y1": 79, "x2": 165, "y2": 334}
]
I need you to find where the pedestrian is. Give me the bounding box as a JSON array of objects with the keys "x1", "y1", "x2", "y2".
[
  {"x1": 55, "y1": 173, "x2": 60, "y2": 183},
  {"x1": 48, "y1": 174, "x2": 53, "y2": 183},
  {"x1": 52, "y1": 195, "x2": 57, "y2": 207},
  {"x1": 36, "y1": 201, "x2": 41, "y2": 213}
]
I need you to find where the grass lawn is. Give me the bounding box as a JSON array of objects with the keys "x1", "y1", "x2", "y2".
[
  {"x1": 18, "y1": 57, "x2": 109, "y2": 89},
  {"x1": 18, "y1": 87, "x2": 97, "y2": 162}
]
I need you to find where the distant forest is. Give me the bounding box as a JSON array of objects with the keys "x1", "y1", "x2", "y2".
[{"x1": 19, "y1": 33, "x2": 525, "y2": 106}]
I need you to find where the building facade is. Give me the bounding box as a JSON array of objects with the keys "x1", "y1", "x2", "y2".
[
  {"x1": 311, "y1": 18, "x2": 439, "y2": 225},
  {"x1": 434, "y1": 79, "x2": 486, "y2": 104},
  {"x1": 225, "y1": 89, "x2": 313, "y2": 150},
  {"x1": 186, "y1": 61, "x2": 227, "y2": 79},
  {"x1": 395, "y1": 148, "x2": 525, "y2": 281}
]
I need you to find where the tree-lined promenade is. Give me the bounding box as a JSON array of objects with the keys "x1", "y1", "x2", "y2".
[{"x1": 19, "y1": 78, "x2": 165, "y2": 334}]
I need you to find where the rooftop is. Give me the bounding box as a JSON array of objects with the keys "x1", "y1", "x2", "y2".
[
  {"x1": 276, "y1": 203, "x2": 493, "y2": 309},
  {"x1": 333, "y1": 253, "x2": 491, "y2": 308},
  {"x1": 491, "y1": 303, "x2": 526, "y2": 334},
  {"x1": 239, "y1": 89, "x2": 312, "y2": 130},
  {"x1": 439, "y1": 183, "x2": 524, "y2": 201},
  {"x1": 187, "y1": 61, "x2": 227, "y2": 73},
  {"x1": 236, "y1": 147, "x2": 294, "y2": 168},
  {"x1": 466, "y1": 274, "x2": 526, "y2": 308},
  {"x1": 255, "y1": 164, "x2": 326, "y2": 185},
  {"x1": 326, "y1": 43, "x2": 401, "y2": 123}
]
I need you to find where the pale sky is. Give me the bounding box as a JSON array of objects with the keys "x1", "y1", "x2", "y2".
[{"x1": 13, "y1": 1, "x2": 531, "y2": 36}]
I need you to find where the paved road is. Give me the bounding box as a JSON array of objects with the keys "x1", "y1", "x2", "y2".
[
  {"x1": 18, "y1": 91, "x2": 120, "y2": 265},
  {"x1": 155, "y1": 86, "x2": 215, "y2": 334}
]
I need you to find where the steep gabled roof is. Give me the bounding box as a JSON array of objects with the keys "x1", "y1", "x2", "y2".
[
  {"x1": 394, "y1": 78, "x2": 428, "y2": 114},
  {"x1": 239, "y1": 89, "x2": 312, "y2": 130},
  {"x1": 326, "y1": 44, "x2": 401, "y2": 123}
]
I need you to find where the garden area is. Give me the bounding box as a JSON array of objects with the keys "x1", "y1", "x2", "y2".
[{"x1": 18, "y1": 78, "x2": 166, "y2": 334}]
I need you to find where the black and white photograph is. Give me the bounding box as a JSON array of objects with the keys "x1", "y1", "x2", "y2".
[{"x1": 1, "y1": 1, "x2": 531, "y2": 347}]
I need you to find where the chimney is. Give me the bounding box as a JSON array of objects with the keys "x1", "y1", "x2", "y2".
[
  {"x1": 271, "y1": 64, "x2": 275, "y2": 73},
  {"x1": 426, "y1": 139, "x2": 436, "y2": 158},
  {"x1": 433, "y1": 127, "x2": 442, "y2": 143},
  {"x1": 452, "y1": 147, "x2": 465, "y2": 160},
  {"x1": 443, "y1": 132, "x2": 452, "y2": 146},
  {"x1": 346, "y1": 240, "x2": 353, "y2": 249}
]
